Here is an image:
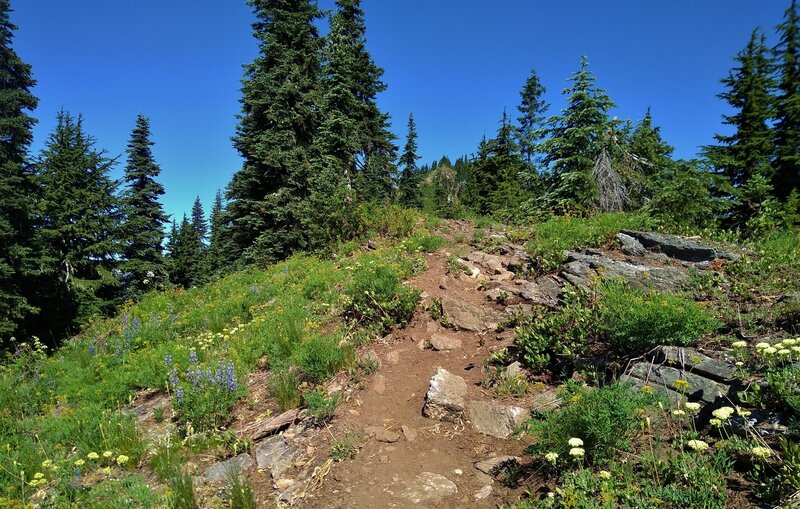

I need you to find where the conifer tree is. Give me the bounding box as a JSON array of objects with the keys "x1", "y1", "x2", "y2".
[
  {"x1": 516, "y1": 68, "x2": 549, "y2": 165},
  {"x1": 773, "y1": 0, "x2": 800, "y2": 198},
  {"x1": 473, "y1": 111, "x2": 527, "y2": 216},
  {"x1": 228, "y1": 0, "x2": 322, "y2": 263},
  {"x1": 35, "y1": 111, "x2": 121, "y2": 337},
  {"x1": 191, "y1": 196, "x2": 208, "y2": 246},
  {"x1": 541, "y1": 56, "x2": 616, "y2": 211},
  {"x1": 324, "y1": 0, "x2": 396, "y2": 202},
  {"x1": 397, "y1": 113, "x2": 421, "y2": 208},
  {"x1": 0, "y1": 0, "x2": 38, "y2": 342},
  {"x1": 167, "y1": 214, "x2": 204, "y2": 288},
  {"x1": 119, "y1": 114, "x2": 169, "y2": 298},
  {"x1": 704, "y1": 30, "x2": 776, "y2": 226},
  {"x1": 628, "y1": 109, "x2": 675, "y2": 205},
  {"x1": 207, "y1": 190, "x2": 235, "y2": 277}
]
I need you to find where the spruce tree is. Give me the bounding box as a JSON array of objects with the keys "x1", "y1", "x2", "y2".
[
  {"x1": 773, "y1": 0, "x2": 800, "y2": 199},
  {"x1": 191, "y1": 196, "x2": 208, "y2": 246},
  {"x1": 167, "y1": 214, "x2": 204, "y2": 288},
  {"x1": 325, "y1": 0, "x2": 395, "y2": 202},
  {"x1": 0, "y1": 0, "x2": 38, "y2": 342},
  {"x1": 516, "y1": 68, "x2": 549, "y2": 165},
  {"x1": 119, "y1": 114, "x2": 169, "y2": 298},
  {"x1": 35, "y1": 111, "x2": 121, "y2": 337},
  {"x1": 207, "y1": 190, "x2": 235, "y2": 277},
  {"x1": 541, "y1": 56, "x2": 616, "y2": 211},
  {"x1": 228, "y1": 0, "x2": 322, "y2": 264},
  {"x1": 704, "y1": 30, "x2": 776, "y2": 226},
  {"x1": 628, "y1": 109, "x2": 675, "y2": 205},
  {"x1": 397, "y1": 112, "x2": 421, "y2": 208}
]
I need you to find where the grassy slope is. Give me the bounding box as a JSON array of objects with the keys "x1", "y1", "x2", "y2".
[{"x1": 0, "y1": 209, "x2": 442, "y2": 507}]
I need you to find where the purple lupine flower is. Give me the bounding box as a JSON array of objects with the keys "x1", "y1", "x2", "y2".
[
  {"x1": 175, "y1": 387, "x2": 185, "y2": 401},
  {"x1": 88, "y1": 343, "x2": 96, "y2": 356},
  {"x1": 132, "y1": 317, "x2": 141, "y2": 333},
  {"x1": 225, "y1": 364, "x2": 237, "y2": 392},
  {"x1": 169, "y1": 368, "x2": 178, "y2": 388},
  {"x1": 164, "y1": 353, "x2": 173, "y2": 367},
  {"x1": 188, "y1": 349, "x2": 198, "y2": 364}
]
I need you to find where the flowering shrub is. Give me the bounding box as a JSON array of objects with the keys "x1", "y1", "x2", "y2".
[{"x1": 168, "y1": 352, "x2": 242, "y2": 432}]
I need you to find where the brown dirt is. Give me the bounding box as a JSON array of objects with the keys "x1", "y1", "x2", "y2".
[{"x1": 281, "y1": 226, "x2": 534, "y2": 508}]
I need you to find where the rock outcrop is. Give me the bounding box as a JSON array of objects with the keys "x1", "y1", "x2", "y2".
[{"x1": 423, "y1": 367, "x2": 467, "y2": 422}]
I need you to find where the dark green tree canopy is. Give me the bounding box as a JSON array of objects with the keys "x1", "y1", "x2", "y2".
[
  {"x1": 228, "y1": 0, "x2": 323, "y2": 264},
  {"x1": 773, "y1": 0, "x2": 800, "y2": 198},
  {"x1": 120, "y1": 114, "x2": 169, "y2": 298},
  {"x1": 517, "y1": 67, "x2": 549, "y2": 165},
  {"x1": 0, "y1": 0, "x2": 39, "y2": 342},
  {"x1": 397, "y1": 112, "x2": 421, "y2": 208}
]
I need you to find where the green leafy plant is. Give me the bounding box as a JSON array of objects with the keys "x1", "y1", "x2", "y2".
[
  {"x1": 597, "y1": 280, "x2": 719, "y2": 352},
  {"x1": 529, "y1": 381, "x2": 659, "y2": 464},
  {"x1": 514, "y1": 285, "x2": 593, "y2": 374},
  {"x1": 269, "y1": 369, "x2": 301, "y2": 412},
  {"x1": 226, "y1": 468, "x2": 257, "y2": 509},
  {"x1": 294, "y1": 336, "x2": 350, "y2": 383},
  {"x1": 303, "y1": 389, "x2": 339, "y2": 425},
  {"x1": 169, "y1": 358, "x2": 242, "y2": 433},
  {"x1": 331, "y1": 437, "x2": 358, "y2": 461},
  {"x1": 345, "y1": 261, "x2": 420, "y2": 333}
]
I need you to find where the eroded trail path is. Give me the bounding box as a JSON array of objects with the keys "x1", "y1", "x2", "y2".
[{"x1": 289, "y1": 222, "x2": 551, "y2": 509}]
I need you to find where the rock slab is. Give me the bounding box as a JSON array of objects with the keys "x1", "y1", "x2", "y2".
[
  {"x1": 365, "y1": 425, "x2": 401, "y2": 443},
  {"x1": 441, "y1": 297, "x2": 505, "y2": 331},
  {"x1": 423, "y1": 367, "x2": 467, "y2": 422},
  {"x1": 561, "y1": 250, "x2": 689, "y2": 292},
  {"x1": 468, "y1": 400, "x2": 530, "y2": 439},
  {"x1": 620, "y1": 230, "x2": 738, "y2": 263},
  {"x1": 204, "y1": 453, "x2": 257, "y2": 483},
  {"x1": 400, "y1": 472, "x2": 458, "y2": 504},
  {"x1": 429, "y1": 333, "x2": 463, "y2": 351},
  {"x1": 254, "y1": 436, "x2": 297, "y2": 479}
]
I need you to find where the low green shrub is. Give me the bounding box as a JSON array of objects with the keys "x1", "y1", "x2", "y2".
[
  {"x1": 596, "y1": 281, "x2": 719, "y2": 352},
  {"x1": 766, "y1": 366, "x2": 800, "y2": 415},
  {"x1": 166, "y1": 469, "x2": 197, "y2": 509},
  {"x1": 331, "y1": 437, "x2": 358, "y2": 461},
  {"x1": 303, "y1": 389, "x2": 339, "y2": 425},
  {"x1": 514, "y1": 286, "x2": 593, "y2": 374},
  {"x1": 402, "y1": 232, "x2": 445, "y2": 253},
  {"x1": 294, "y1": 336, "x2": 349, "y2": 383},
  {"x1": 529, "y1": 381, "x2": 658, "y2": 464},
  {"x1": 344, "y1": 261, "x2": 420, "y2": 333},
  {"x1": 226, "y1": 468, "x2": 257, "y2": 509}
]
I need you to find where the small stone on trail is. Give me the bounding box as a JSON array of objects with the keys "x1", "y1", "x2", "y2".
[
  {"x1": 275, "y1": 478, "x2": 294, "y2": 490},
  {"x1": 475, "y1": 456, "x2": 521, "y2": 475},
  {"x1": 474, "y1": 485, "x2": 493, "y2": 500},
  {"x1": 422, "y1": 367, "x2": 467, "y2": 422},
  {"x1": 454, "y1": 468, "x2": 463, "y2": 475},
  {"x1": 429, "y1": 333, "x2": 463, "y2": 351},
  {"x1": 401, "y1": 425, "x2": 418, "y2": 442},
  {"x1": 386, "y1": 350, "x2": 401, "y2": 365},
  {"x1": 372, "y1": 373, "x2": 386, "y2": 394},
  {"x1": 365, "y1": 425, "x2": 401, "y2": 443},
  {"x1": 400, "y1": 472, "x2": 458, "y2": 504}
]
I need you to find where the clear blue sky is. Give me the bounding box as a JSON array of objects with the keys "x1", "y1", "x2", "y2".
[{"x1": 9, "y1": 1, "x2": 789, "y2": 221}]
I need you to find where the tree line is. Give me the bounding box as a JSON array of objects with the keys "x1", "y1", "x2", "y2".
[{"x1": 1, "y1": 0, "x2": 799, "y2": 347}]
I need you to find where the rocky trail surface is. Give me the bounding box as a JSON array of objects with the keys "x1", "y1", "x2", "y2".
[{"x1": 169, "y1": 221, "x2": 760, "y2": 508}]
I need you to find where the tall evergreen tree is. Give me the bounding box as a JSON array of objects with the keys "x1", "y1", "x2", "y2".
[
  {"x1": 0, "y1": 0, "x2": 38, "y2": 342},
  {"x1": 167, "y1": 214, "x2": 203, "y2": 288},
  {"x1": 541, "y1": 56, "x2": 616, "y2": 211},
  {"x1": 397, "y1": 112, "x2": 421, "y2": 208},
  {"x1": 628, "y1": 109, "x2": 675, "y2": 205},
  {"x1": 704, "y1": 30, "x2": 776, "y2": 226},
  {"x1": 516, "y1": 68, "x2": 549, "y2": 166},
  {"x1": 773, "y1": 0, "x2": 800, "y2": 199},
  {"x1": 473, "y1": 111, "x2": 527, "y2": 215},
  {"x1": 191, "y1": 195, "x2": 208, "y2": 246},
  {"x1": 206, "y1": 190, "x2": 235, "y2": 277},
  {"x1": 324, "y1": 0, "x2": 396, "y2": 202},
  {"x1": 34, "y1": 111, "x2": 121, "y2": 338},
  {"x1": 119, "y1": 114, "x2": 168, "y2": 298},
  {"x1": 228, "y1": 0, "x2": 322, "y2": 264}
]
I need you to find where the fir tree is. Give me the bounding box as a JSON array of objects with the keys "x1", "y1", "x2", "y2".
[
  {"x1": 0, "y1": 0, "x2": 38, "y2": 342},
  {"x1": 516, "y1": 67, "x2": 549, "y2": 165},
  {"x1": 119, "y1": 114, "x2": 169, "y2": 298},
  {"x1": 541, "y1": 56, "x2": 616, "y2": 211},
  {"x1": 704, "y1": 30, "x2": 776, "y2": 226},
  {"x1": 34, "y1": 111, "x2": 121, "y2": 338},
  {"x1": 473, "y1": 111, "x2": 527, "y2": 216},
  {"x1": 773, "y1": 0, "x2": 800, "y2": 199},
  {"x1": 324, "y1": 0, "x2": 395, "y2": 202},
  {"x1": 191, "y1": 195, "x2": 208, "y2": 246},
  {"x1": 628, "y1": 109, "x2": 675, "y2": 204},
  {"x1": 206, "y1": 190, "x2": 234, "y2": 277},
  {"x1": 228, "y1": 0, "x2": 322, "y2": 264},
  {"x1": 397, "y1": 112, "x2": 421, "y2": 208},
  {"x1": 167, "y1": 214, "x2": 204, "y2": 288}
]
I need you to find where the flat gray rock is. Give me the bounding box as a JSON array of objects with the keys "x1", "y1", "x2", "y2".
[
  {"x1": 423, "y1": 367, "x2": 467, "y2": 422},
  {"x1": 203, "y1": 453, "x2": 256, "y2": 483},
  {"x1": 528, "y1": 389, "x2": 561, "y2": 412},
  {"x1": 649, "y1": 346, "x2": 736, "y2": 383},
  {"x1": 620, "y1": 230, "x2": 739, "y2": 263},
  {"x1": 474, "y1": 455, "x2": 521, "y2": 474},
  {"x1": 561, "y1": 250, "x2": 689, "y2": 292},
  {"x1": 468, "y1": 401, "x2": 530, "y2": 439},
  {"x1": 626, "y1": 362, "x2": 729, "y2": 404},
  {"x1": 400, "y1": 472, "x2": 458, "y2": 504},
  {"x1": 441, "y1": 297, "x2": 505, "y2": 331},
  {"x1": 365, "y1": 425, "x2": 401, "y2": 443},
  {"x1": 254, "y1": 436, "x2": 297, "y2": 479},
  {"x1": 428, "y1": 333, "x2": 463, "y2": 351}
]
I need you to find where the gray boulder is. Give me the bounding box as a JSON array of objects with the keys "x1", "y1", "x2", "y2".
[
  {"x1": 400, "y1": 472, "x2": 458, "y2": 504},
  {"x1": 620, "y1": 230, "x2": 738, "y2": 263},
  {"x1": 626, "y1": 362, "x2": 729, "y2": 404},
  {"x1": 423, "y1": 367, "x2": 467, "y2": 422},
  {"x1": 254, "y1": 436, "x2": 297, "y2": 479},
  {"x1": 561, "y1": 250, "x2": 689, "y2": 292},
  {"x1": 203, "y1": 453, "x2": 256, "y2": 483},
  {"x1": 467, "y1": 401, "x2": 530, "y2": 439},
  {"x1": 441, "y1": 297, "x2": 505, "y2": 331}
]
